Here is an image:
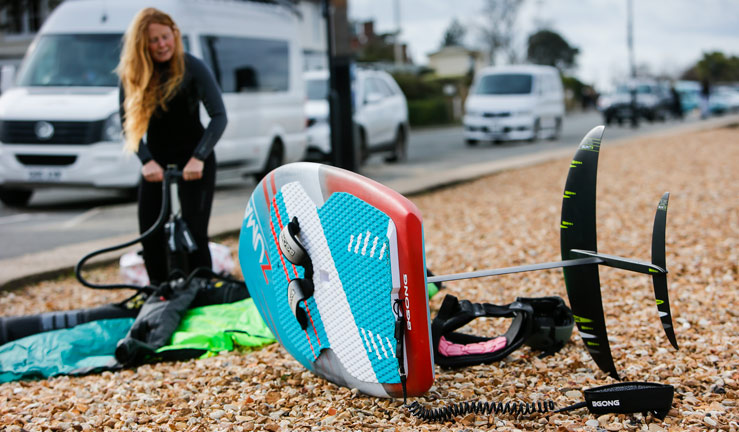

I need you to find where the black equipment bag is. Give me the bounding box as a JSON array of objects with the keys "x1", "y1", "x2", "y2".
[{"x1": 115, "y1": 268, "x2": 249, "y2": 366}]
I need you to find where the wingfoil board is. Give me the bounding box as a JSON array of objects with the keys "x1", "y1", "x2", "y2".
[{"x1": 238, "y1": 162, "x2": 434, "y2": 398}]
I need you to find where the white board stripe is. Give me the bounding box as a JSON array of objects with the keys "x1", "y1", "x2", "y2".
[
  {"x1": 370, "y1": 237, "x2": 378, "y2": 257},
  {"x1": 377, "y1": 334, "x2": 389, "y2": 359},
  {"x1": 361, "y1": 327, "x2": 372, "y2": 352},
  {"x1": 379, "y1": 243, "x2": 387, "y2": 260},
  {"x1": 385, "y1": 337, "x2": 395, "y2": 357},
  {"x1": 355, "y1": 233, "x2": 362, "y2": 254},
  {"x1": 348, "y1": 234, "x2": 354, "y2": 252},
  {"x1": 368, "y1": 330, "x2": 382, "y2": 360},
  {"x1": 361, "y1": 230, "x2": 370, "y2": 255}
]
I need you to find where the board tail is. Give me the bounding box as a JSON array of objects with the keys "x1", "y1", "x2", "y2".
[
  {"x1": 651, "y1": 192, "x2": 678, "y2": 349},
  {"x1": 560, "y1": 125, "x2": 619, "y2": 379}
]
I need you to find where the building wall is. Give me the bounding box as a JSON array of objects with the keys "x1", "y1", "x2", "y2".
[
  {"x1": 297, "y1": 0, "x2": 327, "y2": 70},
  {"x1": 0, "y1": 0, "x2": 56, "y2": 64},
  {"x1": 428, "y1": 46, "x2": 488, "y2": 78}
]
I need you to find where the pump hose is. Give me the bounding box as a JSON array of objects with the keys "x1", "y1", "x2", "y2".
[
  {"x1": 406, "y1": 399, "x2": 555, "y2": 422},
  {"x1": 74, "y1": 169, "x2": 182, "y2": 292}
]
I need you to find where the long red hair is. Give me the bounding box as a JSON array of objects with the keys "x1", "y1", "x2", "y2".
[{"x1": 116, "y1": 7, "x2": 185, "y2": 152}]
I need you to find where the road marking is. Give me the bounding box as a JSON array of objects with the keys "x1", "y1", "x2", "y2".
[
  {"x1": 0, "y1": 213, "x2": 32, "y2": 225},
  {"x1": 61, "y1": 208, "x2": 102, "y2": 229}
]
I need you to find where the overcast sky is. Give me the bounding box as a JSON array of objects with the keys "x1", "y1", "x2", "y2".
[{"x1": 348, "y1": 0, "x2": 739, "y2": 90}]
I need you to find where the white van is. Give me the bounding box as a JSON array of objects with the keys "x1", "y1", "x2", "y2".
[
  {"x1": 0, "y1": 0, "x2": 306, "y2": 206},
  {"x1": 463, "y1": 65, "x2": 564, "y2": 145}
]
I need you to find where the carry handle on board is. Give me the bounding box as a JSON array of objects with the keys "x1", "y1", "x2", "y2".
[{"x1": 427, "y1": 126, "x2": 678, "y2": 380}]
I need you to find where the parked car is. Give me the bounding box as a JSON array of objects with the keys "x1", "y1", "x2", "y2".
[
  {"x1": 598, "y1": 79, "x2": 672, "y2": 125},
  {"x1": 303, "y1": 68, "x2": 409, "y2": 164},
  {"x1": 0, "y1": 0, "x2": 306, "y2": 207},
  {"x1": 709, "y1": 85, "x2": 739, "y2": 115},
  {"x1": 675, "y1": 80, "x2": 701, "y2": 114},
  {"x1": 463, "y1": 64, "x2": 564, "y2": 145}
]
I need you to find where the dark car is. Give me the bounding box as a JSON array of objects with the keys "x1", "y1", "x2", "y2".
[{"x1": 598, "y1": 79, "x2": 671, "y2": 125}]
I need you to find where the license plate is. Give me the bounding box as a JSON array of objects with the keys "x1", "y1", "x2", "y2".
[{"x1": 27, "y1": 168, "x2": 63, "y2": 182}]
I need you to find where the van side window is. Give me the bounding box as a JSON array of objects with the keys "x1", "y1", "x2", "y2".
[
  {"x1": 374, "y1": 77, "x2": 395, "y2": 97},
  {"x1": 200, "y1": 35, "x2": 289, "y2": 93},
  {"x1": 541, "y1": 75, "x2": 551, "y2": 94},
  {"x1": 364, "y1": 78, "x2": 383, "y2": 101}
]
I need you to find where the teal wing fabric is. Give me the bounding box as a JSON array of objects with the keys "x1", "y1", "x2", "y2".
[{"x1": 0, "y1": 318, "x2": 133, "y2": 383}]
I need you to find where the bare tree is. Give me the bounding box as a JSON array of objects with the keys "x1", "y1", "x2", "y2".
[
  {"x1": 441, "y1": 18, "x2": 466, "y2": 48},
  {"x1": 0, "y1": 0, "x2": 62, "y2": 32},
  {"x1": 478, "y1": 0, "x2": 524, "y2": 65}
]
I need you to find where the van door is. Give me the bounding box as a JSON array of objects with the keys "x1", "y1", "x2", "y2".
[
  {"x1": 372, "y1": 77, "x2": 399, "y2": 144},
  {"x1": 537, "y1": 73, "x2": 556, "y2": 131},
  {"x1": 359, "y1": 77, "x2": 386, "y2": 147}
]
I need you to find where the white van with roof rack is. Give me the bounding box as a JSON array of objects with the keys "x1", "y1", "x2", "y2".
[
  {"x1": 463, "y1": 64, "x2": 564, "y2": 145},
  {"x1": 0, "y1": 0, "x2": 306, "y2": 206}
]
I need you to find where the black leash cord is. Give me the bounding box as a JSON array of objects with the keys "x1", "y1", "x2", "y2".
[
  {"x1": 393, "y1": 298, "x2": 409, "y2": 405},
  {"x1": 406, "y1": 399, "x2": 556, "y2": 422},
  {"x1": 75, "y1": 169, "x2": 182, "y2": 292},
  {"x1": 405, "y1": 381, "x2": 675, "y2": 422}
]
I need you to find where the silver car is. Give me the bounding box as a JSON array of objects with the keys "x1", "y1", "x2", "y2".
[{"x1": 304, "y1": 68, "x2": 410, "y2": 164}]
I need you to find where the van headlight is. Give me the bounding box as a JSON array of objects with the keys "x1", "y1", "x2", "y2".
[{"x1": 102, "y1": 113, "x2": 122, "y2": 142}]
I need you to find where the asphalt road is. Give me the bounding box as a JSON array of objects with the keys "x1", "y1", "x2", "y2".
[{"x1": 0, "y1": 110, "x2": 721, "y2": 262}]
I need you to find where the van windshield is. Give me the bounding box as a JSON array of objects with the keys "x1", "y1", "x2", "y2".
[
  {"x1": 16, "y1": 34, "x2": 122, "y2": 87},
  {"x1": 615, "y1": 84, "x2": 656, "y2": 95},
  {"x1": 306, "y1": 78, "x2": 328, "y2": 100},
  {"x1": 474, "y1": 73, "x2": 532, "y2": 95}
]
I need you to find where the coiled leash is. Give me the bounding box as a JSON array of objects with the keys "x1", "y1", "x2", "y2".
[
  {"x1": 402, "y1": 294, "x2": 674, "y2": 422},
  {"x1": 404, "y1": 382, "x2": 674, "y2": 422},
  {"x1": 398, "y1": 294, "x2": 568, "y2": 420}
]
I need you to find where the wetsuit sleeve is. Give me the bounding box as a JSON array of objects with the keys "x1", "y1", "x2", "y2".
[
  {"x1": 118, "y1": 83, "x2": 152, "y2": 164},
  {"x1": 189, "y1": 56, "x2": 228, "y2": 161}
]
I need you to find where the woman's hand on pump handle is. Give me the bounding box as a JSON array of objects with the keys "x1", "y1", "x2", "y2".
[
  {"x1": 183, "y1": 157, "x2": 204, "y2": 181},
  {"x1": 141, "y1": 160, "x2": 164, "y2": 182},
  {"x1": 141, "y1": 157, "x2": 203, "y2": 182}
]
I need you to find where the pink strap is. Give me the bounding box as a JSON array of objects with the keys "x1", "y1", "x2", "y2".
[{"x1": 438, "y1": 335, "x2": 507, "y2": 357}]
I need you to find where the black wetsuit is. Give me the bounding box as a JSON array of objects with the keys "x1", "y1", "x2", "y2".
[{"x1": 119, "y1": 53, "x2": 227, "y2": 284}]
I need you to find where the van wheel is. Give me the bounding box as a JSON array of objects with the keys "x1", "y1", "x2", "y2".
[
  {"x1": 255, "y1": 141, "x2": 283, "y2": 182},
  {"x1": 465, "y1": 139, "x2": 478, "y2": 146},
  {"x1": 355, "y1": 129, "x2": 368, "y2": 168},
  {"x1": 550, "y1": 117, "x2": 562, "y2": 141},
  {"x1": 385, "y1": 127, "x2": 407, "y2": 163},
  {"x1": 529, "y1": 119, "x2": 541, "y2": 142},
  {"x1": 0, "y1": 187, "x2": 33, "y2": 207}
]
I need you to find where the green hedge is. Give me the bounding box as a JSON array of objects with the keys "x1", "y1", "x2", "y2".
[{"x1": 408, "y1": 97, "x2": 454, "y2": 126}]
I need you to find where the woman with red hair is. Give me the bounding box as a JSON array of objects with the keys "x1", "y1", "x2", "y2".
[{"x1": 117, "y1": 7, "x2": 227, "y2": 284}]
